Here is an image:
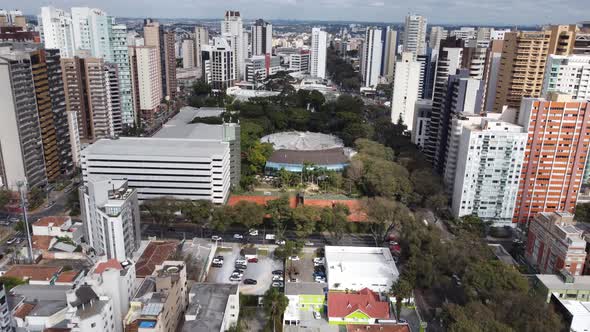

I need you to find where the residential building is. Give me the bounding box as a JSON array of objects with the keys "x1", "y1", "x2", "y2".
[
  {"x1": 0, "y1": 283, "x2": 9, "y2": 331},
  {"x1": 417, "y1": 52, "x2": 435, "y2": 99},
  {"x1": 183, "y1": 283, "x2": 239, "y2": 332},
  {"x1": 382, "y1": 27, "x2": 397, "y2": 80},
  {"x1": 412, "y1": 99, "x2": 432, "y2": 147},
  {"x1": 535, "y1": 272, "x2": 590, "y2": 303},
  {"x1": 311, "y1": 27, "x2": 327, "y2": 79},
  {"x1": 283, "y1": 282, "x2": 327, "y2": 328},
  {"x1": 542, "y1": 54, "x2": 590, "y2": 100},
  {"x1": 324, "y1": 246, "x2": 399, "y2": 293},
  {"x1": 193, "y1": 26, "x2": 209, "y2": 70},
  {"x1": 107, "y1": 21, "x2": 135, "y2": 127},
  {"x1": 288, "y1": 49, "x2": 310, "y2": 73},
  {"x1": 0, "y1": 9, "x2": 26, "y2": 28},
  {"x1": 128, "y1": 46, "x2": 162, "y2": 125},
  {"x1": 462, "y1": 40, "x2": 488, "y2": 80},
  {"x1": 65, "y1": 284, "x2": 116, "y2": 332},
  {"x1": 104, "y1": 63, "x2": 122, "y2": 135},
  {"x1": 513, "y1": 94, "x2": 590, "y2": 223},
  {"x1": 573, "y1": 31, "x2": 590, "y2": 55},
  {"x1": 81, "y1": 137, "x2": 231, "y2": 203},
  {"x1": 39, "y1": 6, "x2": 75, "y2": 57},
  {"x1": 493, "y1": 26, "x2": 577, "y2": 116},
  {"x1": 67, "y1": 110, "x2": 82, "y2": 166},
  {"x1": 221, "y1": 11, "x2": 245, "y2": 80},
  {"x1": 403, "y1": 14, "x2": 427, "y2": 56},
  {"x1": 448, "y1": 115, "x2": 527, "y2": 226},
  {"x1": 251, "y1": 19, "x2": 272, "y2": 56},
  {"x1": 360, "y1": 27, "x2": 382, "y2": 88},
  {"x1": 124, "y1": 261, "x2": 187, "y2": 332},
  {"x1": 450, "y1": 27, "x2": 476, "y2": 40},
  {"x1": 0, "y1": 26, "x2": 39, "y2": 42},
  {"x1": 526, "y1": 212, "x2": 588, "y2": 276},
  {"x1": 71, "y1": 7, "x2": 111, "y2": 58},
  {"x1": 4, "y1": 265, "x2": 63, "y2": 285},
  {"x1": 428, "y1": 26, "x2": 448, "y2": 57},
  {"x1": 135, "y1": 240, "x2": 179, "y2": 278},
  {"x1": 0, "y1": 47, "x2": 47, "y2": 190},
  {"x1": 10, "y1": 284, "x2": 70, "y2": 330},
  {"x1": 245, "y1": 55, "x2": 281, "y2": 83},
  {"x1": 144, "y1": 20, "x2": 176, "y2": 99},
  {"x1": 80, "y1": 176, "x2": 141, "y2": 261},
  {"x1": 391, "y1": 52, "x2": 420, "y2": 129},
  {"x1": 163, "y1": 31, "x2": 177, "y2": 99},
  {"x1": 182, "y1": 39, "x2": 195, "y2": 68},
  {"x1": 202, "y1": 37, "x2": 235, "y2": 90},
  {"x1": 490, "y1": 28, "x2": 511, "y2": 40},
  {"x1": 327, "y1": 288, "x2": 390, "y2": 325},
  {"x1": 481, "y1": 40, "x2": 504, "y2": 114},
  {"x1": 32, "y1": 216, "x2": 82, "y2": 239}
]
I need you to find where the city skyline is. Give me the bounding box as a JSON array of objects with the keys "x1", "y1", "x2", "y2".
[{"x1": 16, "y1": 0, "x2": 589, "y2": 25}]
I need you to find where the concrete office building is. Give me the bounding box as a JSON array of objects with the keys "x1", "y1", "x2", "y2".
[
  {"x1": 481, "y1": 40, "x2": 504, "y2": 114},
  {"x1": 80, "y1": 176, "x2": 141, "y2": 261},
  {"x1": 193, "y1": 26, "x2": 209, "y2": 70},
  {"x1": 382, "y1": 27, "x2": 397, "y2": 80},
  {"x1": 202, "y1": 37, "x2": 235, "y2": 90},
  {"x1": 288, "y1": 49, "x2": 310, "y2": 73},
  {"x1": 403, "y1": 14, "x2": 427, "y2": 56},
  {"x1": 360, "y1": 27, "x2": 383, "y2": 88},
  {"x1": 449, "y1": 115, "x2": 526, "y2": 226},
  {"x1": 39, "y1": 6, "x2": 75, "y2": 58},
  {"x1": 182, "y1": 39, "x2": 195, "y2": 69},
  {"x1": 513, "y1": 94, "x2": 590, "y2": 224},
  {"x1": 108, "y1": 21, "x2": 135, "y2": 126},
  {"x1": 128, "y1": 46, "x2": 162, "y2": 126},
  {"x1": 412, "y1": 99, "x2": 432, "y2": 148},
  {"x1": 311, "y1": 27, "x2": 327, "y2": 79},
  {"x1": 81, "y1": 137, "x2": 231, "y2": 204},
  {"x1": 222, "y1": 11, "x2": 246, "y2": 80},
  {"x1": 251, "y1": 19, "x2": 272, "y2": 56},
  {"x1": 0, "y1": 48, "x2": 48, "y2": 190},
  {"x1": 391, "y1": 52, "x2": 420, "y2": 129},
  {"x1": 245, "y1": 55, "x2": 281, "y2": 83}
]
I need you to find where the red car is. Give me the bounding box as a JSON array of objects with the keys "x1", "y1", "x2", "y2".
[{"x1": 247, "y1": 258, "x2": 259, "y2": 263}]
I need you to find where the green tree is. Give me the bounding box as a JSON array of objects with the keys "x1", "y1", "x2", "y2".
[
  {"x1": 391, "y1": 277, "x2": 413, "y2": 317},
  {"x1": 266, "y1": 197, "x2": 292, "y2": 239},
  {"x1": 354, "y1": 138, "x2": 395, "y2": 161},
  {"x1": 28, "y1": 187, "x2": 45, "y2": 210},
  {"x1": 180, "y1": 200, "x2": 213, "y2": 224},
  {"x1": 143, "y1": 198, "x2": 178, "y2": 236},
  {"x1": 210, "y1": 206, "x2": 233, "y2": 232},
  {"x1": 364, "y1": 197, "x2": 411, "y2": 246},
  {"x1": 274, "y1": 240, "x2": 302, "y2": 260},
  {"x1": 0, "y1": 189, "x2": 10, "y2": 210},
  {"x1": 0, "y1": 276, "x2": 25, "y2": 291},
  {"x1": 233, "y1": 201, "x2": 265, "y2": 228},
  {"x1": 319, "y1": 205, "x2": 349, "y2": 244},
  {"x1": 262, "y1": 287, "x2": 289, "y2": 331},
  {"x1": 192, "y1": 80, "x2": 212, "y2": 96},
  {"x1": 292, "y1": 206, "x2": 321, "y2": 238},
  {"x1": 575, "y1": 202, "x2": 590, "y2": 223}
]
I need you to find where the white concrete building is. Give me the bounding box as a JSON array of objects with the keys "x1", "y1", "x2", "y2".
[
  {"x1": 203, "y1": 37, "x2": 235, "y2": 90},
  {"x1": 245, "y1": 55, "x2": 281, "y2": 83},
  {"x1": 71, "y1": 7, "x2": 111, "y2": 58},
  {"x1": 449, "y1": 27, "x2": 476, "y2": 40},
  {"x1": 39, "y1": 6, "x2": 75, "y2": 58},
  {"x1": 80, "y1": 177, "x2": 141, "y2": 261},
  {"x1": 451, "y1": 116, "x2": 527, "y2": 227},
  {"x1": 325, "y1": 246, "x2": 399, "y2": 293},
  {"x1": 81, "y1": 137, "x2": 231, "y2": 204},
  {"x1": 288, "y1": 50, "x2": 310, "y2": 73},
  {"x1": 108, "y1": 22, "x2": 134, "y2": 126},
  {"x1": 130, "y1": 46, "x2": 162, "y2": 113},
  {"x1": 183, "y1": 283, "x2": 239, "y2": 332},
  {"x1": 221, "y1": 11, "x2": 245, "y2": 80},
  {"x1": 391, "y1": 52, "x2": 421, "y2": 129},
  {"x1": 182, "y1": 39, "x2": 195, "y2": 69},
  {"x1": 67, "y1": 110, "x2": 82, "y2": 166},
  {"x1": 65, "y1": 284, "x2": 115, "y2": 332},
  {"x1": 251, "y1": 19, "x2": 272, "y2": 56},
  {"x1": 490, "y1": 29, "x2": 511, "y2": 40},
  {"x1": 193, "y1": 26, "x2": 209, "y2": 70},
  {"x1": 542, "y1": 55, "x2": 590, "y2": 100},
  {"x1": 403, "y1": 14, "x2": 427, "y2": 56},
  {"x1": 555, "y1": 298, "x2": 590, "y2": 332},
  {"x1": 428, "y1": 26, "x2": 447, "y2": 56},
  {"x1": 0, "y1": 283, "x2": 9, "y2": 331},
  {"x1": 360, "y1": 27, "x2": 383, "y2": 88},
  {"x1": 310, "y1": 28, "x2": 327, "y2": 79},
  {"x1": 412, "y1": 99, "x2": 432, "y2": 148}
]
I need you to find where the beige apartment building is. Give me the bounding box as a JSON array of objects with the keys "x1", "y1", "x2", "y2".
[{"x1": 129, "y1": 45, "x2": 162, "y2": 126}]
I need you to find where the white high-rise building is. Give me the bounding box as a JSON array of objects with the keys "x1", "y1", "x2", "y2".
[
  {"x1": 429, "y1": 26, "x2": 448, "y2": 51},
  {"x1": 80, "y1": 176, "x2": 141, "y2": 261},
  {"x1": 182, "y1": 39, "x2": 195, "y2": 68},
  {"x1": 361, "y1": 27, "x2": 383, "y2": 88},
  {"x1": 542, "y1": 55, "x2": 590, "y2": 100},
  {"x1": 403, "y1": 14, "x2": 427, "y2": 56},
  {"x1": 108, "y1": 21, "x2": 134, "y2": 126},
  {"x1": 222, "y1": 11, "x2": 245, "y2": 80},
  {"x1": 391, "y1": 52, "x2": 421, "y2": 129},
  {"x1": 39, "y1": 6, "x2": 75, "y2": 57},
  {"x1": 251, "y1": 19, "x2": 272, "y2": 56},
  {"x1": 71, "y1": 7, "x2": 111, "y2": 58},
  {"x1": 193, "y1": 26, "x2": 209, "y2": 70},
  {"x1": 202, "y1": 37, "x2": 236, "y2": 90},
  {"x1": 311, "y1": 27, "x2": 328, "y2": 79},
  {"x1": 382, "y1": 27, "x2": 398, "y2": 79},
  {"x1": 450, "y1": 116, "x2": 527, "y2": 227},
  {"x1": 449, "y1": 27, "x2": 476, "y2": 41}
]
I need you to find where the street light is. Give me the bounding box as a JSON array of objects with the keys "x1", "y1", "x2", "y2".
[{"x1": 16, "y1": 181, "x2": 33, "y2": 264}]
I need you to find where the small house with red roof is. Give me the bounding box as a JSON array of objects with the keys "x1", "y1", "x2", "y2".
[{"x1": 327, "y1": 288, "x2": 391, "y2": 325}]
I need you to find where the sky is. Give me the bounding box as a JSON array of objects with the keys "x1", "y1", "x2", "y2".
[{"x1": 15, "y1": 0, "x2": 589, "y2": 25}]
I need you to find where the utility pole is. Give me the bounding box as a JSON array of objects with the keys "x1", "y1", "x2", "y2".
[{"x1": 16, "y1": 181, "x2": 34, "y2": 263}]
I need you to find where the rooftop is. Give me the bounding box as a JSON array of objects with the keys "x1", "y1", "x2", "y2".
[
  {"x1": 536, "y1": 274, "x2": 590, "y2": 290},
  {"x1": 327, "y1": 288, "x2": 390, "y2": 319},
  {"x1": 261, "y1": 131, "x2": 344, "y2": 151},
  {"x1": 267, "y1": 148, "x2": 350, "y2": 166},
  {"x1": 4, "y1": 265, "x2": 61, "y2": 282},
  {"x1": 94, "y1": 259, "x2": 123, "y2": 274},
  {"x1": 32, "y1": 235, "x2": 53, "y2": 251},
  {"x1": 285, "y1": 282, "x2": 327, "y2": 296},
  {"x1": 183, "y1": 283, "x2": 239, "y2": 332},
  {"x1": 55, "y1": 270, "x2": 81, "y2": 283},
  {"x1": 135, "y1": 241, "x2": 178, "y2": 278},
  {"x1": 325, "y1": 246, "x2": 399, "y2": 280},
  {"x1": 346, "y1": 324, "x2": 410, "y2": 332},
  {"x1": 34, "y1": 216, "x2": 70, "y2": 228}
]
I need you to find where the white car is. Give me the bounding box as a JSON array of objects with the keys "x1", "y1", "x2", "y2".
[
  {"x1": 315, "y1": 276, "x2": 326, "y2": 283},
  {"x1": 288, "y1": 256, "x2": 300, "y2": 261},
  {"x1": 211, "y1": 235, "x2": 222, "y2": 241},
  {"x1": 313, "y1": 311, "x2": 321, "y2": 320},
  {"x1": 275, "y1": 239, "x2": 286, "y2": 245},
  {"x1": 229, "y1": 274, "x2": 242, "y2": 282},
  {"x1": 313, "y1": 257, "x2": 325, "y2": 265},
  {"x1": 304, "y1": 241, "x2": 314, "y2": 246},
  {"x1": 271, "y1": 281, "x2": 284, "y2": 288},
  {"x1": 233, "y1": 234, "x2": 244, "y2": 239},
  {"x1": 272, "y1": 275, "x2": 284, "y2": 281},
  {"x1": 235, "y1": 259, "x2": 247, "y2": 265},
  {"x1": 212, "y1": 258, "x2": 224, "y2": 265},
  {"x1": 249, "y1": 229, "x2": 259, "y2": 236}
]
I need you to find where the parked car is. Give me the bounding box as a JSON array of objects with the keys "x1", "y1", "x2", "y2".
[
  {"x1": 235, "y1": 258, "x2": 247, "y2": 265},
  {"x1": 315, "y1": 276, "x2": 326, "y2": 283},
  {"x1": 0, "y1": 220, "x2": 10, "y2": 226},
  {"x1": 247, "y1": 257, "x2": 259, "y2": 263},
  {"x1": 272, "y1": 275, "x2": 284, "y2": 281},
  {"x1": 6, "y1": 238, "x2": 16, "y2": 245},
  {"x1": 271, "y1": 281, "x2": 284, "y2": 288},
  {"x1": 244, "y1": 279, "x2": 257, "y2": 285},
  {"x1": 211, "y1": 263, "x2": 223, "y2": 268},
  {"x1": 229, "y1": 274, "x2": 242, "y2": 282},
  {"x1": 232, "y1": 270, "x2": 244, "y2": 276},
  {"x1": 313, "y1": 257, "x2": 325, "y2": 265},
  {"x1": 249, "y1": 229, "x2": 259, "y2": 236},
  {"x1": 233, "y1": 234, "x2": 244, "y2": 239},
  {"x1": 288, "y1": 255, "x2": 300, "y2": 261},
  {"x1": 272, "y1": 270, "x2": 284, "y2": 276},
  {"x1": 9, "y1": 217, "x2": 19, "y2": 223},
  {"x1": 212, "y1": 256, "x2": 224, "y2": 264},
  {"x1": 313, "y1": 311, "x2": 322, "y2": 320},
  {"x1": 211, "y1": 235, "x2": 222, "y2": 241},
  {"x1": 304, "y1": 241, "x2": 314, "y2": 246},
  {"x1": 235, "y1": 264, "x2": 247, "y2": 270},
  {"x1": 275, "y1": 239, "x2": 286, "y2": 245}
]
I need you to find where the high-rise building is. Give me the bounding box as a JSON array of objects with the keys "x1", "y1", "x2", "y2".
[
  {"x1": 382, "y1": 27, "x2": 397, "y2": 79},
  {"x1": 481, "y1": 40, "x2": 504, "y2": 114},
  {"x1": 513, "y1": 94, "x2": 590, "y2": 224},
  {"x1": 202, "y1": 37, "x2": 235, "y2": 90},
  {"x1": 449, "y1": 27, "x2": 476, "y2": 41},
  {"x1": 104, "y1": 63, "x2": 122, "y2": 135},
  {"x1": 39, "y1": 6, "x2": 75, "y2": 58},
  {"x1": 182, "y1": 39, "x2": 195, "y2": 68},
  {"x1": 80, "y1": 176, "x2": 140, "y2": 261},
  {"x1": 128, "y1": 46, "x2": 162, "y2": 126},
  {"x1": 251, "y1": 19, "x2": 272, "y2": 56},
  {"x1": 163, "y1": 31, "x2": 177, "y2": 99},
  {"x1": 71, "y1": 7, "x2": 111, "y2": 58},
  {"x1": 493, "y1": 26, "x2": 577, "y2": 116},
  {"x1": 0, "y1": 47, "x2": 48, "y2": 190},
  {"x1": 412, "y1": 99, "x2": 432, "y2": 148},
  {"x1": 0, "y1": 282, "x2": 9, "y2": 331},
  {"x1": 107, "y1": 21, "x2": 134, "y2": 127},
  {"x1": 542, "y1": 55, "x2": 590, "y2": 100},
  {"x1": 429, "y1": 26, "x2": 447, "y2": 52},
  {"x1": 449, "y1": 115, "x2": 526, "y2": 227},
  {"x1": 424, "y1": 37, "x2": 463, "y2": 166},
  {"x1": 462, "y1": 40, "x2": 488, "y2": 80},
  {"x1": 193, "y1": 26, "x2": 209, "y2": 70},
  {"x1": 0, "y1": 9, "x2": 26, "y2": 28},
  {"x1": 360, "y1": 27, "x2": 383, "y2": 87},
  {"x1": 144, "y1": 20, "x2": 176, "y2": 99},
  {"x1": 310, "y1": 27, "x2": 327, "y2": 79},
  {"x1": 222, "y1": 11, "x2": 245, "y2": 80},
  {"x1": 65, "y1": 284, "x2": 116, "y2": 332},
  {"x1": 573, "y1": 31, "x2": 590, "y2": 55},
  {"x1": 391, "y1": 52, "x2": 420, "y2": 129},
  {"x1": 403, "y1": 14, "x2": 427, "y2": 56}
]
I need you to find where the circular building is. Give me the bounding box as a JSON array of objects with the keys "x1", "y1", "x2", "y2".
[{"x1": 261, "y1": 131, "x2": 355, "y2": 173}]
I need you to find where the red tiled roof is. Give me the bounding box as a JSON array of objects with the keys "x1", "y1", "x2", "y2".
[
  {"x1": 55, "y1": 270, "x2": 80, "y2": 283},
  {"x1": 135, "y1": 241, "x2": 177, "y2": 277},
  {"x1": 13, "y1": 303, "x2": 35, "y2": 319},
  {"x1": 328, "y1": 288, "x2": 390, "y2": 319},
  {"x1": 31, "y1": 235, "x2": 53, "y2": 250},
  {"x1": 346, "y1": 324, "x2": 410, "y2": 332},
  {"x1": 34, "y1": 216, "x2": 69, "y2": 228},
  {"x1": 94, "y1": 259, "x2": 123, "y2": 274},
  {"x1": 4, "y1": 265, "x2": 61, "y2": 282}
]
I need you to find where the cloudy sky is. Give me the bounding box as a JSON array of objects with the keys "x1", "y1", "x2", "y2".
[{"x1": 20, "y1": 0, "x2": 588, "y2": 25}]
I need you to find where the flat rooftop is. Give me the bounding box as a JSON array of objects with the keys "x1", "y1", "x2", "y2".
[
  {"x1": 536, "y1": 274, "x2": 590, "y2": 290},
  {"x1": 325, "y1": 246, "x2": 399, "y2": 280},
  {"x1": 182, "y1": 283, "x2": 238, "y2": 332},
  {"x1": 83, "y1": 137, "x2": 229, "y2": 159},
  {"x1": 285, "y1": 282, "x2": 327, "y2": 296}
]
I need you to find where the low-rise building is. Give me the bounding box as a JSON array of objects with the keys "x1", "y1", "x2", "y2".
[
  {"x1": 327, "y1": 288, "x2": 390, "y2": 325},
  {"x1": 134, "y1": 240, "x2": 178, "y2": 278},
  {"x1": 526, "y1": 212, "x2": 589, "y2": 276},
  {"x1": 182, "y1": 283, "x2": 239, "y2": 332},
  {"x1": 283, "y1": 282, "x2": 327, "y2": 328},
  {"x1": 9, "y1": 284, "x2": 70, "y2": 331},
  {"x1": 245, "y1": 55, "x2": 281, "y2": 83},
  {"x1": 65, "y1": 284, "x2": 116, "y2": 332},
  {"x1": 535, "y1": 272, "x2": 590, "y2": 303},
  {"x1": 552, "y1": 296, "x2": 590, "y2": 332},
  {"x1": 325, "y1": 246, "x2": 399, "y2": 292},
  {"x1": 3, "y1": 265, "x2": 62, "y2": 285}
]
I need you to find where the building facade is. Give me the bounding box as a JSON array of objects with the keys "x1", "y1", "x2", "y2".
[
  {"x1": 39, "y1": 6, "x2": 75, "y2": 58},
  {"x1": 391, "y1": 52, "x2": 420, "y2": 129},
  {"x1": 202, "y1": 37, "x2": 235, "y2": 91},
  {"x1": 360, "y1": 27, "x2": 382, "y2": 88},
  {"x1": 403, "y1": 14, "x2": 427, "y2": 56},
  {"x1": 221, "y1": 11, "x2": 245, "y2": 80},
  {"x1": 311, "y1": 27, "x2": 327, "y2": 79},
  {"x1": 382, "y1": 27, "x2": 397, "y2": 80},
  {"x1": 251, "y1": 19, "x2": 272, "y2": 56}
]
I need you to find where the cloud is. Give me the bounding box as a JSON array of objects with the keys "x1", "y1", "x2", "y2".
[{"x1": 369, "y1": 1, "x2": 385, "y2": 7}]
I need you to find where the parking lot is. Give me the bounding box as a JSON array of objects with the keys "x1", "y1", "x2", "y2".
[
  {"x1": 206, "y1": 243, "x2": 284, "y2": 295},
  {"x1": 285, "y1": 248, "x2": 320, "y2": 283}
]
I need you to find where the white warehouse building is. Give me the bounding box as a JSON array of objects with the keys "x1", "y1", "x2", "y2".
[
  {"x1": 81, "y1": 137, "x2": 231, "y2": 204},
  {"x1": 325, "y1": 246, "x2": 399, "y2": 293}
]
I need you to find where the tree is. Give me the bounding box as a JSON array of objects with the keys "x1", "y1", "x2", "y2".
[
  {"x1": 192, "y1": 80, "x2": 212, "y2": 96},
  {"x1": 233, "y1": 201, "x2": 265, "y2": 228},
  {"x1": 354, "y1": 139, "x2": 395, "y2": 161},
  {"x1": 210, "y1": 206, "x2": 233, "y2": 232},
  {"x1": 0, "y1": 189, "x2": 10, "y2": 211},
  {"x1": 28, "y1": 187, "x2": 45, "y2": 210},
  {"x1": 364, "y1": 198, "x2": 411, "y2": 246},
  {"x1": 180, "y1": 200, "x2": 213, "y2": 224},
  {"x1": 319, "y1": 205, "x2": 349, "y2": 244},
  {"x1": 0, "y1": 276, "x2": 25, "y2": 291},
  {"x1": 391, "y1": 277, "x2": 413, "y2": 317},
  {"x1": 274, "y1": 240, "x2": 302, "y2": 260},
  {"x1": 266, "y1": 197, "x2": 292, "y2": 239},
  {"x1": 143, "y1": 198, "x2": 178, "y2": 237},
  {"x1": 292, "y1": 206, "x2": 321, "y2": 238},
  {"x1": 262, "y1": 287, "x2": 289, "y2": 331},
  {"x1": 356, "y1": 156, "x2": 413, "y2": 201},
  {"x1": 575, "y1": 202, "x2": 590, "y2": 223}
]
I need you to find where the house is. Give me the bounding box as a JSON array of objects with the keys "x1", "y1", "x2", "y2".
[
  {"x1": 3, "y1": 265, "x2": 62, "y2": 285},
  {"x1": 9, "y1": 284, "x2": 70, "y2": 330},
  {"x1": 32, "y1": 216, "x2": 83, "y2": 242},
  {"x1": 283, "y1": 282, "x2": 327, "y2": 328},
  {"x1": 327, "y1": 288, "x2": 391, "y2": 325},
  {"x1": 182, "y1": 283, "x2": 239, "y2": 332},
  {"x1": 134, "y1": 241, "x2": 178, "y2": 278}
]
